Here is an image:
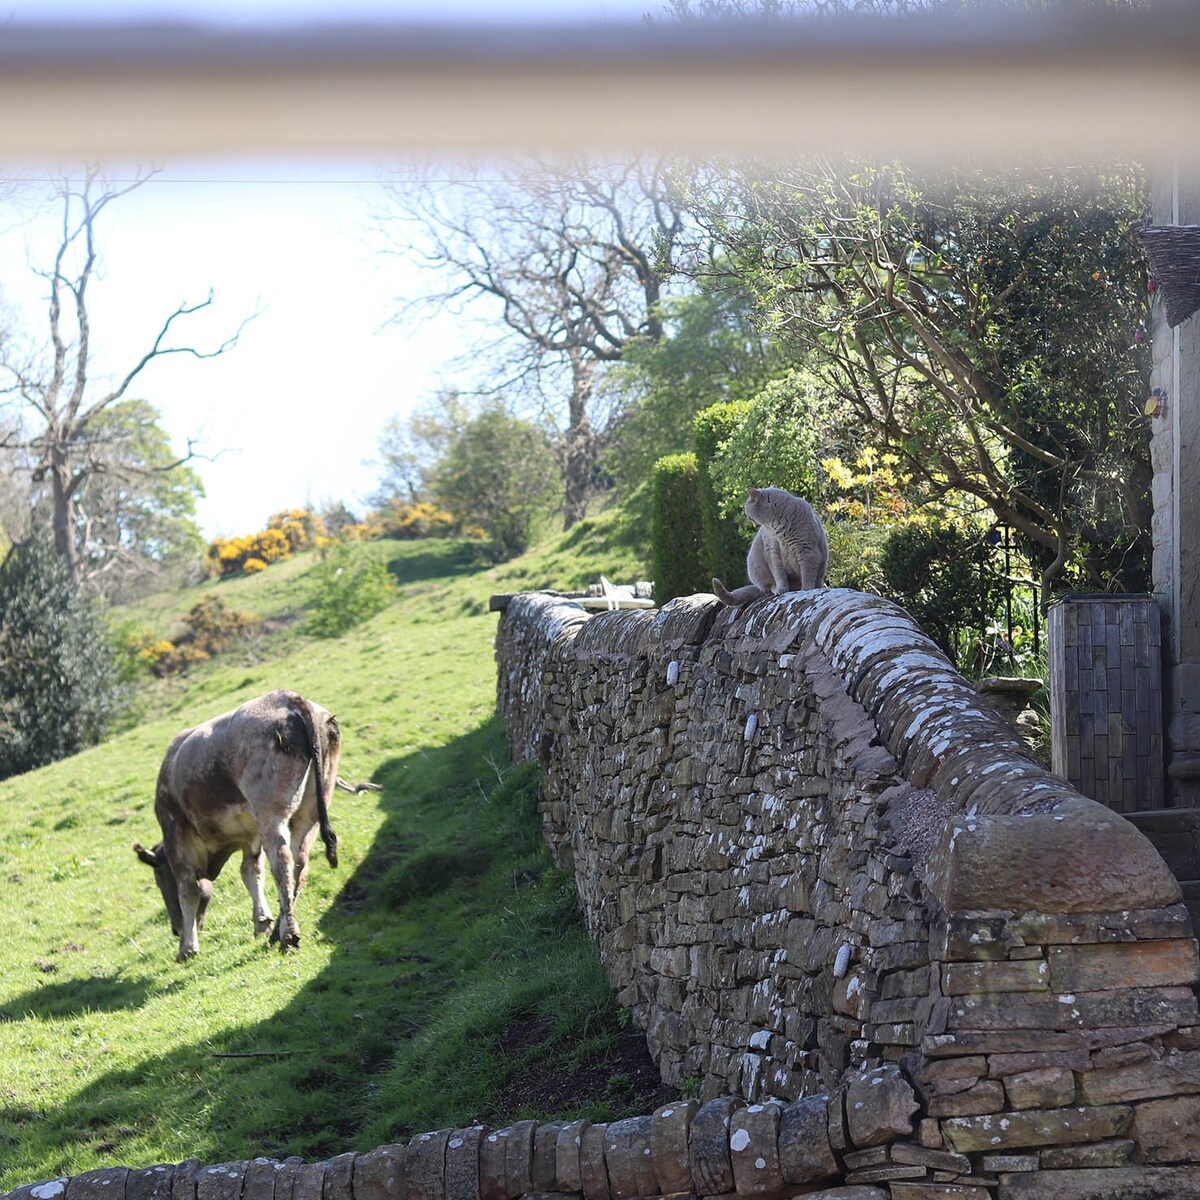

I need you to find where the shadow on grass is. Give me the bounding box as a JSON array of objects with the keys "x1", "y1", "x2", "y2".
[
  {"x1": 385, "y1": 541, "x2": 484, "y2": 587},
  {"x1": 12, "y1": 711, "x2": 669, "y2": 1186},
  {"x1": 0, "y1": 973, "x2": 157, "y2": 1021}
]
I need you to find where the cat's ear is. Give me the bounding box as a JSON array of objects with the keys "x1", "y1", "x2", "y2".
[{"x1": 748, "y1": 488, "x2": 760, "y2": 500}]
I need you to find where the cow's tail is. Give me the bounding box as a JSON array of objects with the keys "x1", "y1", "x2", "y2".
[{"x1": 297, "y1": 699, "x2": 339, "y2": 869}]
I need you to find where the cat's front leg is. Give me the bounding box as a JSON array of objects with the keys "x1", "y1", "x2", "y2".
[{"x1": 764, "y1": 536, "x2": 790, "y2": 594}]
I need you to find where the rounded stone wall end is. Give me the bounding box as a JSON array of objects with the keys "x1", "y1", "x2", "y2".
[{"x1": 923, "y1": 795, "x2": 1184, "y2": 915}]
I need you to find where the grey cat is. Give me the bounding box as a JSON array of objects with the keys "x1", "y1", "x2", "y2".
[{"x1": 712, "y1": 486, "x2": 829, "y2": 606}]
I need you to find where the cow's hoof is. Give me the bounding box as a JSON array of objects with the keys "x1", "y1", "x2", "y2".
[
  {"x1": 255, "y1": 917, "x2": 274, "y2": 936},
  {"x1": 176, "y1": 947, "x2": 198, "y2": 962}
]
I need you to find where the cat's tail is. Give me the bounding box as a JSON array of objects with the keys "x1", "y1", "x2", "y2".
[{"x1": 712, "y1": 577, "x2": 766, "y2": 607}]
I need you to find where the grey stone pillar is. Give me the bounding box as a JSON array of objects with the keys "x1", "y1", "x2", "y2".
[{"x1": 1150, "y1": 161, "x2": 1200, "y2": 803}]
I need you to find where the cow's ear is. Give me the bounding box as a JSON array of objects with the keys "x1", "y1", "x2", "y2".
[{"x1": 134, "y1": 842, "x2": 161, "y2": 867}]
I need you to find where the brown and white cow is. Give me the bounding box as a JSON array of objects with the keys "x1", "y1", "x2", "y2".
[{"x1": 134, "y1": 688, "x2": 342, "y2": 960}]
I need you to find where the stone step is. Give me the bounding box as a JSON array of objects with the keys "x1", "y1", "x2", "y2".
[
  {"x1": 1182, "y1": 879, "x2": 1200, "y2": 938},
  {"x1": 1126, "y1": 807, "x2": 1200, "y2": 881}
]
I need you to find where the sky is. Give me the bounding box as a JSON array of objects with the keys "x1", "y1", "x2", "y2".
[{"x1": 0, "y1": 0, "x2": 657, "y2": 538}]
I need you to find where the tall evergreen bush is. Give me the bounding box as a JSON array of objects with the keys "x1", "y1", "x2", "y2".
[
  {"x1": 651, "y1": 453, "x2": 708, "y2": 604},
  {"x1": 693, "y1": 401, "x2": 752, "y2": 590},
  {"x1": 0, "y1": 536, "x2": 124, "y2": 780}
]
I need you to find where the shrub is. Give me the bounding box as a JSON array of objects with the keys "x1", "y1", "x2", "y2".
[
  {"x1": 138, "y1": 638, "x2": 178, "y2": 673},
  {"x1": 879, "y1": 523, "x2": 991, "y2": 666},
  {"x1": 268, "y1": 508, "x2": 328, "y2": 552},
  {"x1": 0, "y1": 536, "x2": 126, "y2": 780},
  {"x1": 207, "y1": 535, "x2": 254, "y2": 577},
  {"x1": 379, "y1": 500, "x2": 458, "y2": 540},
  {"x1": 823, "y1": 520, "x2": 889, "y2": 594},
  {"x1": 651, "y1": 454, "x2": 708, "y2": 604},
  {"x1": 207, "y1": 517, "x2": 312, "y2": 577},
  {"x1": 306, "y1": 545, "x2": 398, "y2": 638},
  {"x1": 251, "y1": 527, "x2": 291, "y2": 565},
  {"x1": 183, "y1": 594, "x2": 261, "y2": 655},
  {"x1": 143, "y1": 641, "x2": 210, "y2": 677},
  {"x1": 693, "y1": 401, "x2": 753, "y2": 588},
  {"x1": 706, "y1": 370, "x2": 823, "y2": 514}
]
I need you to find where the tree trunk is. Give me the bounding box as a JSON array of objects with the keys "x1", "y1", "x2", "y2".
[
  {"x1": 49, "y1": 453, "x2": 81, "y2": 586},
  {"x1": 562, "y1": 353, "x2": 595, "y2": 530}
]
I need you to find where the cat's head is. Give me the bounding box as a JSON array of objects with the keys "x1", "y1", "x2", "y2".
[{"x1": 745, "y1": 486, "x2": 786, "y2": 518}]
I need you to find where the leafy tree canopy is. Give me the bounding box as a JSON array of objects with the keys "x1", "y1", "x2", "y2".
[
  {"x1": 60, "y1": 398, "x2": 207, "y2": 599},
  {"x1": 605, "y1": 285, "x2": 796, "y2": 496},
  {"x1": 430, "y1": 402, "x2": 562, "y2": 562},
  {"x1": 682, "y1": 156, "x2": 1152, "y2": 600}
]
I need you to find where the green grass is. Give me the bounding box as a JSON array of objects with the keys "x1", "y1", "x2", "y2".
[{"x1": 0, "y1": 519, "x2": 652, "y2": 1190}]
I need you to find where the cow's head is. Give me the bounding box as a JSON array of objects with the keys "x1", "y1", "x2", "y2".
[{"x1": 134, "y1": 841, "x2": 183, "y2": 936}]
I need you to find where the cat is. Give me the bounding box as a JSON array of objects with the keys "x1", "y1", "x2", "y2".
[{"x1": 712, "y1": 486, "x2": 829, "y2": 606}]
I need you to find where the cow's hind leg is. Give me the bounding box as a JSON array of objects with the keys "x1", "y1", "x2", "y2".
[
  {"x1": 240, "y1": 846, "x2": 274, "y2": 936},
  {"x1": 263, "y1": 823, "x2": 301, "y2": 950}
]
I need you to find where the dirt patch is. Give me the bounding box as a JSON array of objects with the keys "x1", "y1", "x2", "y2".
[{"x1": 481, "y1": 1018, "x2": 680, "y2": 1124}]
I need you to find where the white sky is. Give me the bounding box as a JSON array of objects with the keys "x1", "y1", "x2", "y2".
[
  {"x1": 1, "y1": 161, "x2": 476, "y2": 537},
  {"x1": 0, "y1": 0, "x2": 657, "y2": 538}
]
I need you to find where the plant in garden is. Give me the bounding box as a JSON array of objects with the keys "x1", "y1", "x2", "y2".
[
  {"x1": 306, "y1": 545, "x2": 398, "y2": 638},
  {"x1": 879, "y1": 523, "x2": 995, "y2": 667}
]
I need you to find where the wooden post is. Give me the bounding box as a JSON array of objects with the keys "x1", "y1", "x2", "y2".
[{"x1": 1048, "y1": 595, "x2": 1165, "y2": 812}]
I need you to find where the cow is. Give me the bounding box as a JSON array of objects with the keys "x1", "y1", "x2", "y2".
[{"x1": 134, "y1": 688, "x2": 342, "y2": 961}]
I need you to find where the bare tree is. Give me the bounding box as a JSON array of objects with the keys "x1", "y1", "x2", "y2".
[
  {"x1": 378, "y1": 156, "x2": 683, "y2": 528},
  {"x1": 0, "y1": 169, "x2": 246, "y2": 586}
]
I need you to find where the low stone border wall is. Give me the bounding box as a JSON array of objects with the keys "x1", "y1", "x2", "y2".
[{"x1": 10, "y1": 1065, "x2": 1200, "y2": 1200}]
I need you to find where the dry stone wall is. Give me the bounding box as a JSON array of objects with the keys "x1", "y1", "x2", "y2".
[{"x1": 494, "y1": 587, "x2": 1200, "y2": 1195}]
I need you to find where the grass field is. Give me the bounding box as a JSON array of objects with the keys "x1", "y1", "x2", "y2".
[{"x1": 0, "y1": 512, "x2": 662, "y2": 1191}]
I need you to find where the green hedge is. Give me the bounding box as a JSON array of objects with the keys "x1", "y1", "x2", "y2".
[
  {"x1": 693, "y1": 401, "x2": 753, "y2": 591},
  {"x1": 651, "y1": 453, "x2": 708, "y2": 604}
]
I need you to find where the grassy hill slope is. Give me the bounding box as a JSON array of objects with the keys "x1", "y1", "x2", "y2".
[{"x1": 0, "y1": 513, "x2": 665, "y2": 1191}]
